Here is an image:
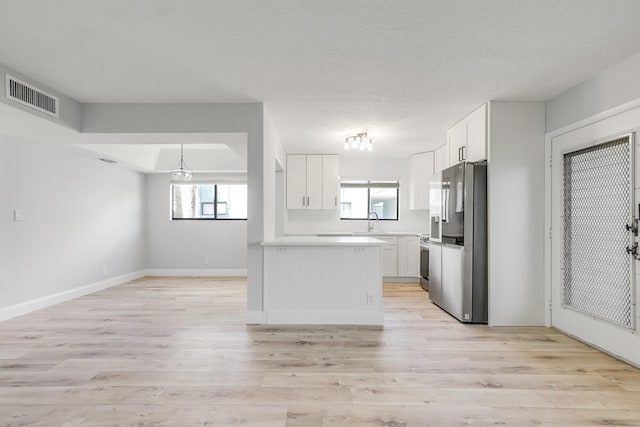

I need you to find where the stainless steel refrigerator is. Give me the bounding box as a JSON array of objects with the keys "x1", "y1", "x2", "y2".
[{"x1": 428, "y1": 162, "x2": 487, "y2": 323}]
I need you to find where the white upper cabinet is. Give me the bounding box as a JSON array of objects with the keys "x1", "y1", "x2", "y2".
[
  {"x1": 435, "y1": 143, "x2": 449, "y2": 172},
  {"x1": 305, "y1": 155, "x2": 323, "y2": 209},
  {"x1": 286, "y1": 155, "x2": 307, "y2": 209},
  {"x1": 448, "y1": 120, "x2": 467, "y2": 167},
  {"x1": 408, "y1": 151, "x2": 434, "y2": 210},
  {"x1": 446, "y1": 103, "x2": 488, "y2": 167},
  {"x1": 465, "y1": 103, "x2": 487, "y2": 163},
  {"x1": 286, "y1": 154, "x2": 339, "y2": 210},
  {"x1": 321, "y1": 155, "x2": 339, "y2": 209}
]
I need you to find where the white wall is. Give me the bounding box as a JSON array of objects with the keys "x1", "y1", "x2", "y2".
[
  {"x1": 487, "y1": 101, "x2": 546, "y2": 326},
  {"x1": 145, "y1": 174, "x2": 247, "y2": 273},
  {"x1": 263, "y1": 108, "x2": 284, "y2": 241},
  {"x1": 0, "y1": 135, "x2": 145, "y2": 312},
  {"x1": 285, "y1": 156, "x2": 429, "y2": 234},
  {"x1": 546, "y1": 51, "x2": 640, "y2": 132},
  {"x1": 81, "y1": 103, "x2": 265, "y2": 313}
]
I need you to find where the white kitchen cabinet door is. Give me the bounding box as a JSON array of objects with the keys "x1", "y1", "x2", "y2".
[
  {"x1": 448, "y1": 121, "x2": 467, "y2": 166},
  {"x1": 434, "y1": 145, "x2": 443, "y2": 173},
  {"x1": 286, "y1": 154, "x2": 307, "y2": 209},
  {"x1": 398, "y1": 236, "x2": 420, "y2": 277},
  {"x1": 379, "y1": 237, "x2": 398, "y2": 276},
  {"x1": 408, "y1": 152, "x2": 434, "y2": 210},
  {"x1": 466, "y1": 103, "x2": 487, "y2": 162},
  {"x1": 408, "y1": 155, "x2": 419, "y2": 209},
  {"x1": 416, "y1": 152, "x2": 434, "y2": 210},
  {"x1": 442, "y1": 143, "x2": 449, "y2": 169},
  {"x1": 321, "y1": 155, "x2": 339, "y2": 209},
  {"x1": 305, "y1": 155, "x2": 323, "y2": 209}
]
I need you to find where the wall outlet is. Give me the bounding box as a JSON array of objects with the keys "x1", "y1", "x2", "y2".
[
  {"x1": 101, "y1": 266, "x2": 108, "y2": 276},
  {"x1": 204, "y1": 256, "x2": 210, "y2": 265},
  {"x1": 366, "y1": 293, "x2": 374, "y2": 305},
  {"x1": 13, "y1": 210, "x2": 23, "y2": 222},
  {"x1": 464, "y1": 313, "x2": 470, "y2": 320}
]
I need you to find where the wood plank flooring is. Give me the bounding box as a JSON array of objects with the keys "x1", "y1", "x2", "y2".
[{"x1": 0, "y1": 277, "x2": 639, "y2": 426}]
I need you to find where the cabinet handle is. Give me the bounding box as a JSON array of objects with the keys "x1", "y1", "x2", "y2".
[
  {"x1": 461, "y1": 145, "x2": 466, "y2": 161},
  {"x1": 307, "y1": 196, "x2": 310, "y2": 206},
  {"x1": 458, "y1": 147, "x2": 462, "y2": 162},
  {"x1": 302, "y1": 196, "x2": 305, "y2": 207},
  {"x1": 335, "y1": 196, "x2": 337, "y2": 207}
]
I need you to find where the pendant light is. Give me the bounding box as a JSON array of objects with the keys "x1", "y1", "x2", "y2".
[
  {"x1": 344, "y1": 131, "x2": 373, "y2": 152},
  {"x1": 170, "y1": 144, "x2": 193, "y2": 181}
]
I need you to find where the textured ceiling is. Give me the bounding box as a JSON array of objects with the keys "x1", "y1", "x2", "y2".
[{"x1": 1, "y1": 0, "x2": 640, "y2": 156}]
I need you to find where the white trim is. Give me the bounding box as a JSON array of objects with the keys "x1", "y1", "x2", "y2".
[
  {"x1": 265, "y1": 311, "x2": 384, "y2": 325},
  {"x1": 144, "y1": 269, "x2": 247, "y2": 277},
  {"x1": 383, "y1": 276, "x2": 420, "y2": 283},
  {"x1": 544, "y1": 97, "x2": 640, "y2": 329},
  {"x1": 544, "y1": 133, "x2": 553, "y2": 327},
  {"x1": 0, "y1": 270, "x2": 145, "y2": 321},
  {"x1": 246, "y1": 310, "x2": 267, "y2": 324}
]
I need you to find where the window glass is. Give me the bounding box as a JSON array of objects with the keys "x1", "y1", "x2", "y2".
[
  {"x1": 340, "y1": 187, "x2": 368, "y2": 219},
  {"x1": 216, "y1": 184, "x2": 248, "y2": 219},
  {"x1": 171, "y1": 184, "x2": 247, "y2": 220},
  {"x1": 370, "y1": 188, "x2": 398, "y2": 220},
  {"x1": 340, "y1": 181, "x2": 399, "y2": 220}
]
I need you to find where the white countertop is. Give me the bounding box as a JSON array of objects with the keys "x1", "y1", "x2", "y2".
[
  {"x1": 286, "y1": 231, "x2": 424, "y2": 237},
  {"x1": 261, "y1": 236, "x2": 386, "y2": 246}
]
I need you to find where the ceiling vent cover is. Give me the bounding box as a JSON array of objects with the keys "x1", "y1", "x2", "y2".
[{"x1": 5, "y1": 74, "x2": 59, "y2": 117}]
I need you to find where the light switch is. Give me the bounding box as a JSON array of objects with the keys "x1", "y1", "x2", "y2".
[{"x1": 13, "y1": 210, "x2": 23, "y2": 222}]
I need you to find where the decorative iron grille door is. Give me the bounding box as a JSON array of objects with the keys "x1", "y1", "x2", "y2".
[{"x1": 562, "y1": 135, "x2": 635, "y2": 329}]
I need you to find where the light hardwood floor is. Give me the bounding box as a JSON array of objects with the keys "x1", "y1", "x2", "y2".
[{"x1": 1, "y1": 277, "x2": 639, "y2": 426}]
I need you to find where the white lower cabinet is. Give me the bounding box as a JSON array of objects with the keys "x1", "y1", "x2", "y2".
[
  {"x1": 379, "y1": 237, "x2": 398, "y2": 276},
  {"x1": 379, "y1": 235, "x2": 420, "y2": 278},
  {"x1": 263, "y1": 244, "x2": 383, "y2": 325},
  {"x1": 398, "y1": 236, "x2": 420, "y2": 277}
]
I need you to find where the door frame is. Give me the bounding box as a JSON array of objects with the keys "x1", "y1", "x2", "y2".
[{"x1": 544, "y1": 98, "x2": 640, "y2": 366}]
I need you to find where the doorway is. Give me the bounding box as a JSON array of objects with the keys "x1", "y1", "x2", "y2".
[{"x1": 550, "y1": 130, "x2": 638, "y2": 362}]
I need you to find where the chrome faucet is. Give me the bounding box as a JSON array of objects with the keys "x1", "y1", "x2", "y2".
[{"x1": 367, "y1": 211, "x2": 379, "y2": 232}]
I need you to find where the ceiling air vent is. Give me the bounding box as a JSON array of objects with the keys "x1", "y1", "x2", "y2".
[{"x1": 5, "y1": 74, "x2": 59, "y2": 117}]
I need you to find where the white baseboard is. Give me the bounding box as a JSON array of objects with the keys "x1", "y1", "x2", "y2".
[
  {"x1": 384, "y1": 276, "x2": 420, "y2": 283},
  {"x1": 265, "y1": 311, "x2": 384, "y2": 326},
  {"x1": 246, "y1": 310, "x2": 267, "y2": 324},
  {"x1": 144, "y1": 269, "x2": 247, "y2": 277},
  {"x1": 0, "y1": 270, "x2": 146, "y2": 322}
]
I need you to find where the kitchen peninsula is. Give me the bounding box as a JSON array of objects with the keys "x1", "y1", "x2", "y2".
[{"x1": 261, "y1": 236, "x2": 384, "y2": 325}]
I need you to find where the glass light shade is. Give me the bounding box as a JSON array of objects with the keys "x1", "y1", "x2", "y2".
[
  {"x1": 344, "y1": 141, "x2": 350, "y2": 150},
  {"x1": 170, "y1": 168, "x2": 193, "y2": 181}
]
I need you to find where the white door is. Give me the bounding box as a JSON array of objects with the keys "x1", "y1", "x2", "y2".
[
  {"x1": 398, "y1": 236, "x2": 420, "y2": 277},
  {"x1": 466, "y1": 104, "x2": 487, "y2": 162},
  {"x1": 305, "y1": 155, "x2": 323, "y2": 209},
  {"x1": 286, "y1": 155, "x2": 306, "y2": 209},
  {"x1": 321, "y1": 155, "x2": 339, "y2": 210},
  {"x1": 551, "y1": 132, "x2": 636, "y2": 356},
  {"x1": 449, "y1": 121, "x2": 466, "y2": 166}
]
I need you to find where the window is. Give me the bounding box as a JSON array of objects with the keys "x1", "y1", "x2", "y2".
[
  {"x1": 171, "y1": 184, "x2": 247, "y2": 220},
  {"x1": 340, "y1": 181, "x2": 399, "y2": 220}
]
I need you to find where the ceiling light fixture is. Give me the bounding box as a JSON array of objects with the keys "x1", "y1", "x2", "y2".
[
  {"x1": 170, "y1": 144, "x2": 193, "y2": 181},
  {"x1": 344, "y1": 132, "x2": 373, "y2": 152}
]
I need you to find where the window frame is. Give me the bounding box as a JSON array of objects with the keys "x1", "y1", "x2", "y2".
[
  {"x1": 170, "y1": 183, "x2": 248, "y2": 221},
  {"x1": 339, "y1": 181, "x2": 400, "y2": 221}
]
